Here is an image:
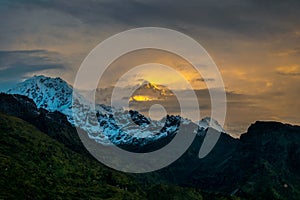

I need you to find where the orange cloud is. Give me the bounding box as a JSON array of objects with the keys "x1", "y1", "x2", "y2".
[{"x1": 276, "y1": 65, "x2": 300, "y2": 76}]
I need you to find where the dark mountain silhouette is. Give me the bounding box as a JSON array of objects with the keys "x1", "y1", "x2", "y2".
[
  {"x1": 0, "y1": 93, "x2": 85, "y2": 155},
  {"x1": 0, "y1": 93, "x2": 300, "y2": 199},
  {"x1": 0, "y1": 93, "x2": 240, "y2": 200}
]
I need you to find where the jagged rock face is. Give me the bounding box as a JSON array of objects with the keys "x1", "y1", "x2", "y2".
[{"x1": 6, "y1": 75, "x2": 225, "y2": 149}]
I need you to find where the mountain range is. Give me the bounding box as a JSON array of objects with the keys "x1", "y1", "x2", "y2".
[
  {"x1": 0, "y1": 75, "x2": 300, "y2": 199},
  {"x1": 6, "y1": 75, "x2": 224, "y2": 149}
]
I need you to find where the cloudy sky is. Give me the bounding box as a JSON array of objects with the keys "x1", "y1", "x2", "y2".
[{"x1": 0, "y1": 0, "x2": 299, "y2": 136}]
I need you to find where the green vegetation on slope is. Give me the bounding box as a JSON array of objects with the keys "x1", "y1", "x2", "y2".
[
  {"x1": 0, "y1": 113, "x2": 144, "y2": 199},
  {"x1": 1, "y1": 113, "x2": 238, "y2": 200}
]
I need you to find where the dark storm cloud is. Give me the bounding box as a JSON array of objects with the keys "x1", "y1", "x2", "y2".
[
  {"x1": 5, "y1": 0, "x2": 299, "y2": 38},
  {"x1": 2, "y1": 0, "x2": 300, "y2": 37},
  {"x1": 0, "y1": 50, "x2": 65, "y2": 91}
]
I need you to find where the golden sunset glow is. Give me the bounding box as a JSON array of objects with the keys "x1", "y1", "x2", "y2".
[
  {"x1": 130, "y1": 95, "x2": 152, "y2": 102},
  {"x1": 98, "y1": 49, "x2": 210, "y2": 91}
]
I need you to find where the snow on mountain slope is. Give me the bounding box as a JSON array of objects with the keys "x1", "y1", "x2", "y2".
[
  {"x1": 129, "y1": 81, "x2": 174, "y2": 103},
  {"x1": 198, "y1": 117, "x2": 225, "y2": 133},
  {"x1": 7, "y1": 75, "x2": 74, "y2": 117},
  {"x1": 6, "y1": 75, "x2": 225, "y2": 146},
  {"x1": 6, "y1": 75, "x2": 103, "y2": 137}
]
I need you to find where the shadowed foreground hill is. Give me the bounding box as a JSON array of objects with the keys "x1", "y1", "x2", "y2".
[
  {"x1": 0, "y1": 113, "x2": 145, "y2": 199},
  {"x1": 0, "y1": 112, "x2": 239, "y2": 200}
]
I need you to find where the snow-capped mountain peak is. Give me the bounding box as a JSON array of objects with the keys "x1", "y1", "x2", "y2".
[
  {"x1": 7, "y1": 75, "x2": 73, "y2": 115},
  {"x1": 198, "y1": 117, "x2": 225, "y2": 133},
  {"x1": 130, "y1": 80, "x2": 174, "y2": 103},
  {"x1": 6, "y1": 75, "x2": 225, "y2": 147}
]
